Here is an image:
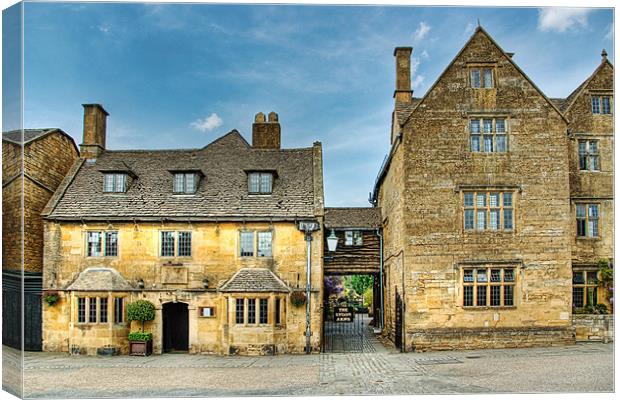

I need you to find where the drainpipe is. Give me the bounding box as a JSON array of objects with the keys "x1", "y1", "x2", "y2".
[
  {"x1": 376, "y1": 229, "x2": 384, "y2": 330},
  {"x1": 305, "y1": 232, "x2": 312, "y2": 354},
  {"x1": 297, "y1": 220, "x2": 320, "y2": 354}
]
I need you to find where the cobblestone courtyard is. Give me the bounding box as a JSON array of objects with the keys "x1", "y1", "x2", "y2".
[{"x1": 2, "y1": 341, "x2": 613, "y2": 398}]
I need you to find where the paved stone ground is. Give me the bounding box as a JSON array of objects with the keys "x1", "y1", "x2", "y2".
[{"x1": 2, "y1": 341, "x2": 614, "y2": 398}]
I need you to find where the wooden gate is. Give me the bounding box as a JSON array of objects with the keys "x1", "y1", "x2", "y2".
[
  {"x1": 394, "y1": 290, "x2": 403, "y2": 351},
  {"x1": 322, "y1": 302, "x2": 365, "y2": 353}
]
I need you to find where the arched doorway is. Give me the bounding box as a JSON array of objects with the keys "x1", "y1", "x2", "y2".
[{"x1": 162, "y1": 302, "x2": 189, "y2": 352}]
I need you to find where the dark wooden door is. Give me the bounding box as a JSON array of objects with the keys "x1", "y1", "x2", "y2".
[
  {"x1": 163, "y1": 302, "x2": 189, "y2": 352},
  {"x1": 394, "y1": 290, "x2": 403, "y2": 351}
]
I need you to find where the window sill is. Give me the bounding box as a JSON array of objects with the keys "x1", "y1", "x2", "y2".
[
  {"x1": 576, "y1": 237, "x2": 601, "y2": 241},
  {"x1": 462, "y1": 306, "x2": 517, "y2": 310},
  {"x1": 85, "y1": 256, "x2": 119, "y2": 259},
  {"x1": 248, "y1": 193, "x2": 273, "y2": 196}
]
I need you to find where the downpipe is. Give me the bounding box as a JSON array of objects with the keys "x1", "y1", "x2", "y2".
[
  {"x1": 305, "y1": 232, "x2": 312, "y2": 354},
  {"x1": 376, "y1": 229, "x2": 384, "y2": 330}
]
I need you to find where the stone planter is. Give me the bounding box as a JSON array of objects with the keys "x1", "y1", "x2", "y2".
[{"x1": 129, "y1": 340, "x2": 153, "y2": 356}]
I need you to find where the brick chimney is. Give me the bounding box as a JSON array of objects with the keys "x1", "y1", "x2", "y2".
[
  {"x1": 393, "y1": 47, "x2": 413, "y2": 104},
  {"x1": 80, "y1": 104, "x2": 109, "y2": 159},
  {"x1": 252, "y1": 111, "x2": 281, "y2": 149}
]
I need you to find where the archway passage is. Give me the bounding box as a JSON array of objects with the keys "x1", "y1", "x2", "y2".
[
  {"x1": 322, "y1": 273, "x2": 382, "y2": 353},
  {"x1": 162, "y1": 302, "x2": 189, "y2": 352}
]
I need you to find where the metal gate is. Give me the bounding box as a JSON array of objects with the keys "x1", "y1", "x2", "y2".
[
  {"x1": 394, "y1": 291, "x2": 403, "y2": 351},
  {"x1": 2, "y1": 270, "x2": 43, "y2": 351},
  {"x1": 322, "y1": 302, "x2": 365, "y2": 353}
]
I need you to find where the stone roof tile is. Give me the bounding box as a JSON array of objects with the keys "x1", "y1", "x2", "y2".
[
  {"x1": 324, "y1": 207, "x2": 382, "y2": 229},
  {"x1": 218, "y1": 268, "x2": 290, "y2": 293}
]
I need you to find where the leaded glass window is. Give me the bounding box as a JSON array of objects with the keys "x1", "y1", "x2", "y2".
[
  {"x1": 248, "y1": 172, "x2": 273, "y2": 194},
  {"x1": 462, "y1": 267, "x2": 516, "y2": 308},
  {"x1": 259, "y1": 299, "x2": 268, "y2": 324},
  {"x1": 240, "y1": 231, "x2": 255, "y2": 257},
  {"x1": 257, "y1": 231, "x2": 273, "y2": 257}
]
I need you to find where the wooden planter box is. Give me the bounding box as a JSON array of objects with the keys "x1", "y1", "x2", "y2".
[{"x1": 129, "y1": 340, "x2": 152, "y2": 356}]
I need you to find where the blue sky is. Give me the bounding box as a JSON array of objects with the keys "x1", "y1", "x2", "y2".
[{"x1": 4, "y1": 3, "x2": 614, "y2": 206}]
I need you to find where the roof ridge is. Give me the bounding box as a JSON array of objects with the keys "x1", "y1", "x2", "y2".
[{"x1": 400, "y1": 26, "x2": 568, "y2": 127}]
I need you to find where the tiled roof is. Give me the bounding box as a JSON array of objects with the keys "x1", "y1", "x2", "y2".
[
  {"x1": 3, "y1": 128, "x2": 79, "y2": 155},
  {"x1": 394, "y1": 99, "x2": 421, "y2": 125},
  {"x1": 549, "y1": 98, "x2": 566, "y2": 111},
  {"x1": 324, "y1": 207, "x2": 382, "y2": 229},
  {"x1": 66, "y1": 267, "x2": 134, "y2": 291},
  {"x1": 45, "y1": 131, "x2": 318, "y2": 220},
  {"x1": 218, "y1": 268, "x2": 290, "y2": 293}
]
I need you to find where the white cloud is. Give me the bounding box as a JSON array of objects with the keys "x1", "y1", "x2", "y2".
[
  {"x1": 412, "y1": 75, "x2": 425, "y2": 90},
  {"x1": 413, "y1": 21, "x2": 431, "y2": 42},
  {"x1": 463, "y1": 22, "x2": 476, "y2": 36},
  {"x1": 190, "y1": 113, "x2": 223, "y2": 132},
  {"x1": 605, "y1": 24, "x2": 613, "y2": 41},
  {"x1": 538, "y1": 8, "x2": 592, "y2": 33},
  {"x1": 98, "y1": 25, "x2": 110, "y2": 34},
  {"x1": 420, "y1": 49, "x2": 429, "y2": 60}
]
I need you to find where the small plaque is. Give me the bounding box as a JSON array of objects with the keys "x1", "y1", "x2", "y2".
[{"x1": 333, "y1": 306, "x2": 353, "y2": 322}]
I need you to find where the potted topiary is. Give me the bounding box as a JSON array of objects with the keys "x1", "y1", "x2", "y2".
[{"x1": 126, "y1": 300, "x2": 155, "y2": 356}]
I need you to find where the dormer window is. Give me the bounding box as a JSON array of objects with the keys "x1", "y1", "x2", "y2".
[
  {"x1": 248, "y1": 172, "x2": 273, "y2": 194},
  {"x1": 173, "y1": 172, "x2": 197, "y2": 194},
  {"x1": 103, "y1": 173, "x2": 127, "y2": 193}
]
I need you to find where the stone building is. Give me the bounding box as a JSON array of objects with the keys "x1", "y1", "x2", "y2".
[
  {"x1": 372, "y1": 26, "x2": 613, "y2": 351},
  {"x1": 2, "y1": 129, "x2": 79, "y2": 351},
  {"x1": 41, "y1": 105, "x2": 325, "y2": 355}
]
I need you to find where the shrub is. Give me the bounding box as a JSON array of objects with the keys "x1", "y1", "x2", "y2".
[
  {"x1": 594, "y1": 303, "x2": 609, "y2": 314},
  {"x1": 290, "y1": 291, "x2": 306, "y2": 307},
  {"x1": 126, "y1": 300, "x2": 156, "y2": 332},
  {"x1": 128, "y1": 331, "x2": 153, "y2": 342}
]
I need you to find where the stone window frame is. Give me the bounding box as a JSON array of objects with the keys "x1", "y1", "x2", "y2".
[
  {"x1": 113, "y1": 296, "x2": 125, "y2": 324},
  {"x1": 158, "y1": 230, "x2": 193, "y2": 258},
  {"x1": 458, "y1": 263, "x2": 518, "y2": 309},
  {"x1": 85, "y1": 230, "x2": 119, "y2": 258},
  {"x1": 575, "y1": 203, "x2": 600, "y2": 239},
  {"x1": 591, "y1": 94, "x2": 613, "y2": 115},
  {"x1": 578, "y1": 139, "x2": 600, "y2": 172},
  {"x1": 468, "y1": 64, "x2": 496, "y2": 89},
  {"x1": 198, "y1": 306, "x2": 216, "y2": 318},
  {"x1": 231, "y1": 295, "x2": 286, "y2": 327},
  {"x1": 462, "y1": 191, "x2": 515, "y2": 232},
  {"x1": 238, "y1": 229, "x2": 274, "y2": 259},
  {"x1": 76, "y1": 296, "x2": 114, "y2": 325},
  {"x1": 572, "y1": 266, "x2": 600, "y2": 309},
  {"x1": 469, "y1": 116, "x2": 509, "y2": 153}
]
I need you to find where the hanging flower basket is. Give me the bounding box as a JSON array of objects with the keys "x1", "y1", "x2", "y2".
[
  {"x1": 43, "y1": 291, "x2": 60, "y2": 306},
  {"x1": 290, "y1": 291, "x2": 307, "y2": 308}
]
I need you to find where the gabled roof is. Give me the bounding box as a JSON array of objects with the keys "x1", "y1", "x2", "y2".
[
  {"x1": 218, "y1": 268, "x2": 290, "y2": 293},
  {"x1": 2, "y1": 128, "x2": 79, "y2": 154},
  {"x1": 66, "y1": 267, "x2": 134, "y2": 291},
  {"x1": 561, "y1": 57, "x2": 614, "y2": 113},
  {"x1": 400, "y1": 26, "x2": 568, "y2": 127},
  {"x1": 324, "y1": 207, "x2": 381, "y2": 229},
  {"x1": 44, "y1": 130, "x2": 318, "y2": 220}
]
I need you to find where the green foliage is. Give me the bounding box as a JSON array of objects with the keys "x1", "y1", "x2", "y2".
[
  {"x1": 128, "y1": 331, "x2": 153, "y2": 342},
  {"x1": 598, "y1": 259, "x2": 613, "y2": 285},
  {"x1": 362, "y1": 287, "x2": 373, "y2": 308},
  {"x1": 43, "y1": 292, "x2": 60, "y2": 306},
  {"x1": 344, "y1": 275, "x2": 374, "y2": 297},
  {"x1": 126, "y1": 300, "x2": 155, "y2": 332},
  {"x1": 595, "y1": 303, "x2": 609, "y2": 314},
  {"x1": 290, "y1": 291, "x2": 307, "y2": 307}
]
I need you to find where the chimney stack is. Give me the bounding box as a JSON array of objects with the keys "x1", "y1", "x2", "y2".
[
  {"x1": 393, "y1": 47, "x2": 413, "y2": 104},
  {"x1": 252, "y1": 111, "x2": 281, "y2": 149},
  {"x1": 80, "y1": 104, "x2": 109, "y2": 159},
  {"x1": 601, "y1": 49, "x2": 608, "y2": 62}
]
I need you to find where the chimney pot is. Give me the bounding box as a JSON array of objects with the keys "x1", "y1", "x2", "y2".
[
  {"x1": 602, "y1": 49, "x2": 608, "y2": 61},
  {"x1": 268, "y1": 111, "x2": 278, "y2": 122},
  {"x1": 254, "y1": 112, "x2": 266, "y2": 123},
  {"x1": 80, "y1": 103, "x2": 109, "y2": 159}
]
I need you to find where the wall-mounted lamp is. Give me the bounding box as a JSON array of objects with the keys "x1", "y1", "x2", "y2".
[
  {"x1": 327, "y1": 229, "x2": 338, "y2": 252},
  {"x1": 137, "y1": 279, "x2": 145, "y2": 289},
  {"x1": 202, "y1": 278, "x2": 209, "y2": 289}
]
